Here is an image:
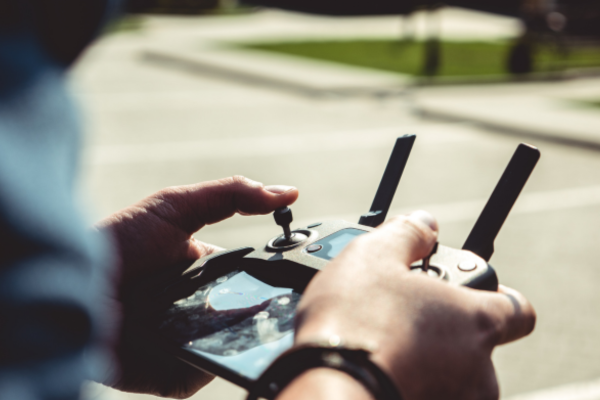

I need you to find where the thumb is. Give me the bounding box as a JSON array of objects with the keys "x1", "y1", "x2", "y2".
[{"x1": 368, "y1": 210, "x2": 439, "y2": 267}]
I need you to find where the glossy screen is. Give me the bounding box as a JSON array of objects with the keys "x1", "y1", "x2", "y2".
[
  {"x1": 156, "y1": 271, "x2": 299, "y2": 380},
  {"x1": 308, "y1": 228, "x2": 367, "y2": 260}
]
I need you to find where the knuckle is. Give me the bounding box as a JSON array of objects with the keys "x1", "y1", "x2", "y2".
[
  {"x1": 231, "y1": 175, "x2": 249, "y2": 185},
  {"x1": 154, "y1": 186, "x2": 178, "y2": 198},
  {"x1": 216, "y1": 176, "x2": 237, "y2": 187},
  {"x1": 218, "y1": 175, "x2": 262, "y2": 190},
  {"x1": 151, "y1": 187, "x2": 182, "y2": 211},
  {"x1": 475, "y1": 308, "x2": 504, "y2": 345},
  {"x1": 390, "y1": 215, "x2": 431, "y2": 242},
  {"x1": 370, "y1": 215, "x2": 436, "y2": 261}
]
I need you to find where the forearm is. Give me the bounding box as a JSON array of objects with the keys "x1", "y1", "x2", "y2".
[{"x1": 276, "y1": 369, "x2": 373, "y2": 400}]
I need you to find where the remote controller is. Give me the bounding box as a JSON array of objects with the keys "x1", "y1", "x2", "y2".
[
  {"x1": 131, "y1": 135, "x2": 540, "y2": 390},
  {"x1": 150, "y1": 136, "x2": 539, "y2": 305}
]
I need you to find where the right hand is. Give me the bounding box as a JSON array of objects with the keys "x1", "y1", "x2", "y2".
[{"x1": 286, "y1": 211, "x2": 535, "y2": 400}]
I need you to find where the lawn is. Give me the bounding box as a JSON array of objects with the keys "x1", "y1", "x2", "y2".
[
  {"x1": 103, "y1": 16, "x2": 145, "y2": 34},
  {"x1": 239, "y1": 39, "x2": 600, "y2": 78},
  {"x1": 588, "y1": 100, "x2": 600, "y2": 108}
]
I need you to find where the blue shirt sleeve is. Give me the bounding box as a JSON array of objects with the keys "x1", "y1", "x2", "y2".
[{"x1": 0, "y1": 2, "x2": 119, "y2": 400}]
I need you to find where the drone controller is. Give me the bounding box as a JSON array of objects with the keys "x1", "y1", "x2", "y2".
[
  {"x1": 134, "y1": 135, "x2": 540, "y2": 390},
  {"x1": 154, "y1": 136, "x2": 539, "y2": 301}
]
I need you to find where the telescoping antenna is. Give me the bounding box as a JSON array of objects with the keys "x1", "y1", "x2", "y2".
[
  {"x1": 462, "y1": 143, "x2": 540, "y2": 262},
  {"x1": 358, "y1": 134, "x2": 416, "y2": 227}
]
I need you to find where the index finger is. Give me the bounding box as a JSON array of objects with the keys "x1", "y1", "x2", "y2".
[{"x1": 155, "y1": 176, "x2": 299, "y2": 233}]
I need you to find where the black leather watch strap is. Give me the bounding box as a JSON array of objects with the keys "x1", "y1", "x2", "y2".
[{"x1": 246, "y1": 341, "x2": 403, "y2": 400}]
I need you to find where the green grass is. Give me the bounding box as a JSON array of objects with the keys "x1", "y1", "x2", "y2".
[
  {"x1": 103, "y1": 16, "x2": 145, "y2": 35},
  {"x1": 587, "y1": 100, "x2": 600, "y2": 108},
  {"x1": 239, "y1": 39, "x2": 600, "y2": 78}
]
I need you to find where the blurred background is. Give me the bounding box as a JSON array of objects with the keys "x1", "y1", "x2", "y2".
[{"x1": 77, "y1": 1, "x2": 600, "y2": 399}]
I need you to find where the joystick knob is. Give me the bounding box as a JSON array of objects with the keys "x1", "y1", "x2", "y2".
[
  {"x1": 274, "y1": 207, "x2": 293, "y2": 240},
  {"x1": 272, "y1": 207, "x2": 308, "y2": 248}
]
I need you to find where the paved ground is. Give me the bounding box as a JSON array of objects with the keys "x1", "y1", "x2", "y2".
[
  {"x1": 138, "y1": 8, "x2": 600, "y2": 144},
  {"x1": 73, "y1": 8, "x2": 600, "y2": 400}
]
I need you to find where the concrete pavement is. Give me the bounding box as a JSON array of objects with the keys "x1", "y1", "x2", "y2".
[
  {"x1": 416, "y1": 79, "x2": 600, "y2": 150},
  {"x1": 73, "y1": 9, "x2": 600, "y2": 400},
  {"x1": 135, "y1": 8, "x2": 600, "y2": 148}
]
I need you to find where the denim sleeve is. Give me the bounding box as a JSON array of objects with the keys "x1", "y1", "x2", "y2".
[{"x1": 0, "y1": 2, "x2": 119, "y2": 400}]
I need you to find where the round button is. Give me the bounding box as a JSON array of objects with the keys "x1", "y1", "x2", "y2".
[
  {"x1": 307, "y1": 222, "x2": 322, "y2": 228},
  {"x1": 306, "y1": 244, "x2": 323, "y2": 253},
  {"x1": 458, "y1": 260, "x2": 477, "y2": 272}
]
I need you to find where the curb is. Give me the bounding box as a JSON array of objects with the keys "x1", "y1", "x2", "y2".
[
  {"x1": 418, "y1": 105, "x2": 600, "y2": 152},
  {"x1": 141, "y1": 46, "x2": 411, "y2": 98}
]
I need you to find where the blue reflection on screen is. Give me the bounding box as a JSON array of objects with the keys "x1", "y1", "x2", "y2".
[
  {"x1": 309, "y1": 228, "x2": 367, "y2": 260},
  {"x1": 158, "y1": 271, "x2": 299, "y2": 380},
  {"x1": 209, "y1": 272, "x2": 291, "y2": 311},
  {"x1": 192, "y1": 332, "x2": 294, "y2": 379}
]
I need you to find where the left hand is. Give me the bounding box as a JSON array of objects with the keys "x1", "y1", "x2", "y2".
[{"x1": 95, "y1": 176, "x2": 298, "y2": 399}]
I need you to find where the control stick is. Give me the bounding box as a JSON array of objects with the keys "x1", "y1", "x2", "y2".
[
  {"x1": 274, "y1": 207, "x2": 293, "y2": 240},
  {"x1": 422, "y1": 242, "x2": 438, "y2": 273},
  {"x1": 272, "y1": 207, "x2": 307, "y2": 247}
]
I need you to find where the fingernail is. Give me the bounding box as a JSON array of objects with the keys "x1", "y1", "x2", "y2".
[
  {"x1": 409, "y1": 210, "x2": 439, "y2": 231},
  {"x1": 265, "y1": 185, "x2": 296, "y2": 195}
]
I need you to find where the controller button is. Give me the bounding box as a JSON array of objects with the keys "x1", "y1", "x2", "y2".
[
  {"x1": 306, "y1": 244, "x2": 323, "y2": 253},
  {"x1": 458, "y1": 260, "x2": 477, "y2": 272},
  {"x1": 307, "y1": 222, "x2": 322, "y2": 228}
]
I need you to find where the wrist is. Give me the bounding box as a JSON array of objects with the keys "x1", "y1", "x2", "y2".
[
  {"x1": 275, "y1": 368, "x2": 373, "y2": 400},
  {"x1": 248, "y1": 338, "x2": 402, "y2": 400}
]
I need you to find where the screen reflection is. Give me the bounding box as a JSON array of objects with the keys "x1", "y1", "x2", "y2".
[{"x1": 156, "y1": 270, "x2": 300, "y2": 379}]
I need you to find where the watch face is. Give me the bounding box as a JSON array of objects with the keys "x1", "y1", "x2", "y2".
[{"x1": 154, "y1": 270, "x2": 300, "y2": 379}]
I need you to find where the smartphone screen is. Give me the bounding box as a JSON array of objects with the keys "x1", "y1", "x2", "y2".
[{"x1": 153, "y1": 228, "x2": 367, "y2": 382}]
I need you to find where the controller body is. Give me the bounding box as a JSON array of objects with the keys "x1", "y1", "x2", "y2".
[
  {"x1": 137, "y1": 219, "x2": 497, "y2": 391},
  {"x1": 172, "y1": 220, "x2": 497, "y2": 299}
]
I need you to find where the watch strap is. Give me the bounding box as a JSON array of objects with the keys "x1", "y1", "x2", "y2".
[{"x1": 246, "y1": 341, "x2": 403, "y2": 400}]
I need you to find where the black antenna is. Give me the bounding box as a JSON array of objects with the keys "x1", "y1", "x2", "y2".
[
  {"x1": 358, "y1": 134, "x2": 416, "y2": 227},
  {"x1": 463, "y1": 143, "x2": 540, "y2": 261}
]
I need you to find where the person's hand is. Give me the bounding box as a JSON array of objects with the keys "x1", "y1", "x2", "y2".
[
  {"x1": 280, "y1": 211, "x2": 535, "y2": 400},
  {"x1": 95, "y1": 176, "x2": 298, "y2": 399}
]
